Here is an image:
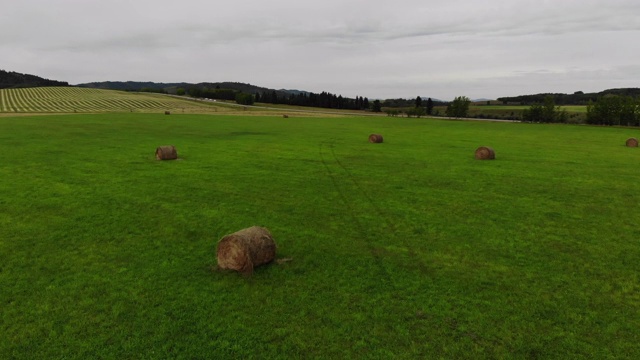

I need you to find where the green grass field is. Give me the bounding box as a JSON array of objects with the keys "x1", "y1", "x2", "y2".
[{"x1": 2, "y1": 113, "x2": 640, "y2": 358}]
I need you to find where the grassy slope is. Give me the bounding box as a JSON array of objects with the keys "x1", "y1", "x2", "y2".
[
  {"x1": 1, "y1": 114, "x2": 639, "y2": 358},
  {"x1": 0, "y1": 87, "x2": 238, "y2": 114}
]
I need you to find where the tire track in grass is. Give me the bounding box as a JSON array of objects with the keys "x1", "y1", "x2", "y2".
[
  {"x1": 327, "y1": 143, "x2": 428, "y2": 274},
  {"x1": 321, "y1": 142, "x2": 448, "y2": 347},
  {"x1": 319, "y1": 141, "x2": 395, "y2": 285}
]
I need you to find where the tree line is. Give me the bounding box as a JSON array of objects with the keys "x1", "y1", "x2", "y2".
[
  {"x1": 520, "y1": 94, "x2": 640, "y2": 126},
  {"x1": 385, "y1": 96, "x2": 448, "y2": 117},
  {"x1": 179, "y1": 83, "x2": 452, "y2": 114},
  {"x1": 586, "y1": 95, "x2": 640, "y2": 126},
  {"x1": 178, "y1": 85, "x2": 374, "y2": 111},
  {"x1": 498, "y1": 88, "x2": 640, "y2": 105},
  {"x1": 255, "y1": 90, "x2": 371, "y2": 110}
]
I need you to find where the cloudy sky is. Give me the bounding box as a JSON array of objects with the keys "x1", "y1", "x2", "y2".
[{"x1": 2, "y1": 0, "x2": 639, "y2": 100}]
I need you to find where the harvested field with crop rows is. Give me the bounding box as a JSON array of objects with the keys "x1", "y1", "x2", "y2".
[{"x1": 0, "y1": 87, "x2": 228, "y2": 114}]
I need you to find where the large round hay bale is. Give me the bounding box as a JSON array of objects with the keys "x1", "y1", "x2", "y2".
[
  {"x1": 475, "y1": 146, "x2": 495, "y2": 160},
  {"x1": 369, "y1": 134, "x2": 384, "y2": 143},
  {"x1": 626, "y1": 138, "x2": 638, "y2": 147},
  {"x1": 217, "y1": 226, "x2": 276, "y2": 274},
  {"x1": 164, "y1": 111, "x2": 171, "y2": 115},
  {"x1": 155, "y1": 145, "x2": 178, "y2": 160}
]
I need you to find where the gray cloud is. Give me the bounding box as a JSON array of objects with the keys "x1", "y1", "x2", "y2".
[{"x1": 2, "y1": 0, "x2": 640, "y2": 99}]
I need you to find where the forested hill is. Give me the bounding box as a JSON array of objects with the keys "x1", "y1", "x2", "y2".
[
  {"x1": 77, "y1": 81, "x2": 187, "y2": 92},
  {"x1": 498, "y1": 88, "x2": 640, "y2": 105},
  {"x1": 76, "y1": 81, "x2": 303, "y2": 97},
  {"x1": 78, "y1": 80, "x2": 370, "y2": 110},
  {"x1": 0, "y1": 69, "x2": 69, "y2": 89}
]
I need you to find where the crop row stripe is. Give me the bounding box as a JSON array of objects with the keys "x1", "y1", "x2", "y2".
[{"x1": 0, "y1": 87, "x2": 221, "y2": 112}]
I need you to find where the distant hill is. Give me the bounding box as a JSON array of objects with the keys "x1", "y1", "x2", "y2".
[
  {"x1": 421, "y1": 96, "x2": 446, "y2": 103},
  {"x1": 75, "y1": 81, "x2": 187, "y2": 92},
  {"x1": 76, "y1": 80, "x2": 302, "y2": 98},
  {"x1": 0, "y1": 69, "x2": 69, "y2": 89},
  {"x1": 77, "y1": 81, "x2": 372, "y2": 110},
  {"x1": 497, "y1": 88, "x2": 640, "y2": 105}
]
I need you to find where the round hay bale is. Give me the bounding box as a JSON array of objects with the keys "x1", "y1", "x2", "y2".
[
  {"x1": 369, "y1": 134, "x2": 383, "y2": 143},
  {"x1": 217, "y1": 226, "x2": 276, "y2": 274},
  {"x1": 475, "y1": 146, "x2": 495, "y2": 160},
  {"x1": 283, "y1": 114, "x2": 289, "y2": 118},
  {"x1": 626, "y1": 138, "x2": 638, "y2": 147},
  {"x1": 155, "y1": 145, "x2": 178, "y2": 160},
  {"x1": 164, "y1": 111, "x2": 171, "y2": 115}
]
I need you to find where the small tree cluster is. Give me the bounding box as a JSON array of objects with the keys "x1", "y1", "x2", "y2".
[
  {"x1": 235, "y1": 93, "x2": 254, "y2": 105},
  {"x1": 405, "y1": 107, "x2": 426, "y2": 118},
  {"x1": 586, "y1": 94, "x2": 640, "y2": 126},
  {"x1": 371, "y1": 100, "x2": 382, "y2": 113},
  {"x1": 426, "y1": 98, "x2": 434, "y2": 115},
  {"x1": 522, "y1": 95, "x2": 568, "y2": 123},
  {"x1": 446, "y1": 96, "x2": 471, "y2": 118}
]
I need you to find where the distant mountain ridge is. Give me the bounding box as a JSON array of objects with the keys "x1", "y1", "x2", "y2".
[{"x1": 0, "y1": 69, "x2": 69, "y2": 89}]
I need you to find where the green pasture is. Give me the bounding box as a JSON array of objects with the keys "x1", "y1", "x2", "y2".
[
  {"x1": 1, "y1": 113, "x2": 640, "y2": 358},
  {"x1": 559, "y1": 105, "x2": 588, "y2": 113},
  {"x1": 473, "y1": 105, "x2": 530, "y2": 111}
]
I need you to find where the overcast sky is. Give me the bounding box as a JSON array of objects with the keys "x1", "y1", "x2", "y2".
[{"x1": 2, "y1": 0, "x2": 639, "y2": 100}]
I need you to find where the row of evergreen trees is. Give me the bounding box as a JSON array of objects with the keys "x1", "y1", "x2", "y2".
[
  {"x1": 255, "y1": 91, "x2": 371, "y2": 110},
  {"x1": 180, "y1": 85, "x2": 374, "y2": 111}
]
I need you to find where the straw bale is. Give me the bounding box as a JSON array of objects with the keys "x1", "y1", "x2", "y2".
[
  {"x1": 156, "y1": 145, "x2": 178, "y2": 160},
  {"x1": 475, "y1": 146, "x2": 495, "y2": 160},
  {"x1": 368, "y1": 134, "x2": 384, "y2": 143},
  {"x1": 217, "y1": 226, "x2": 276, "y2": 274}
]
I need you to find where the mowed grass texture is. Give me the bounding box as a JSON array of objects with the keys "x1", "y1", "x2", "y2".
[
  {"x1": 1, "y1": 114, "x2": 640, "y2": 359},
  {"x1": 0, "y1": 87, "x2": 231, "y2": 114}
]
